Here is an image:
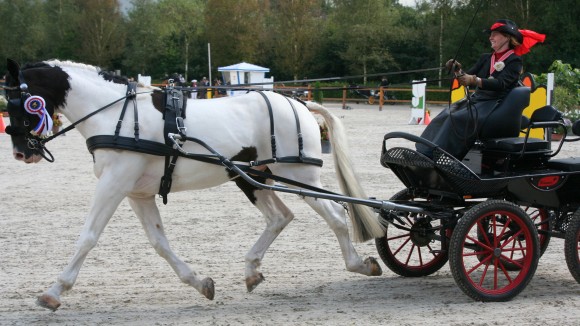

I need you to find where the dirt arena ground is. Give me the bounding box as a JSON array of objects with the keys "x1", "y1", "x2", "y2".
[{"x1": 1, "y1": 103, "x2": 578, "y2": 325}]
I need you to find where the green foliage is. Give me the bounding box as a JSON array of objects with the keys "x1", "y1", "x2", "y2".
[
  {"x1": 0, "y1": 96, "x2": 6, "y2": 112},
  {"x1": 313, "y1": 81, "x2": 323, "y2": 104},
  {"x1": 536, "y1": 60, "x2": 580, "y2": 120},
  {"x1": 0, "y1": 0, "x2": 578, "y2": 89}
]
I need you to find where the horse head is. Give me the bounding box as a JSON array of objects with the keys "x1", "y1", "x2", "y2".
[{"x1": 4, "y1": 58, "x2": 70, "y2": 163}]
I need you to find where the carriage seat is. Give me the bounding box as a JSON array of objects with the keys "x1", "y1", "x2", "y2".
[
  {"x1": 482, "y1": 136, "x2": 550, "y2": 153},
  {"x1": 481, "y1": 104, "x2": 562, "y2": 155},
  {"x1": 465, "y1": 100, "x2": 564, "y2": 175},
  {"x1": 479, "y1": 86, "x2": 531, "y2": 140}
]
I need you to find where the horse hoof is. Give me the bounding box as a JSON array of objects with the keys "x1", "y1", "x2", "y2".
[
  {"x1": 365, "y1": 257, "x2": 383, "y2": 276},
  {"x1": 36, "y1": 294, "x2": 61, "y2": 311},
  {"x1": 245, "y1": 273, "x2": 265, "y2": 292},
  {"x1": 201, "y1": 277, "x2": 215, "y2": 300}
]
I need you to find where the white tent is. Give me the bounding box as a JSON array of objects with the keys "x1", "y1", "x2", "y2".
[{"x1": 218, "y1": 62, "x2": 274, "y2": 96}]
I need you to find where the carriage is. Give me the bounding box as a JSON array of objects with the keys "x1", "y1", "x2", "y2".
[
  {"x1": 3, "y1": 59, "x2": 579, "y2": 310},
  {"x1": 375, "y1": 86, "x2": 580, "y2": 301}
]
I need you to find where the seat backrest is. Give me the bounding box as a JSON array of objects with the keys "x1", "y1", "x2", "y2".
[{"x1": 479, "y1": 87, "x2": 531, "y2": 139}]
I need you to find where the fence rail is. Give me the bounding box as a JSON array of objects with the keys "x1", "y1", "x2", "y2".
[{"x1": 273, "y1": 85, "x2": 454, "y2": 110}]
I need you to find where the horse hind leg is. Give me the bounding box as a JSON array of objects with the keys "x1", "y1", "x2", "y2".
[
  {"x1": 303, "y1": 196, "x2": 382, "y2": 276},
  {"x1": 127, "y1": 196, "x2": 215, "y2": 300}
]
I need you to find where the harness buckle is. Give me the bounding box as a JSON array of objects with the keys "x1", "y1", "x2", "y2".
[
  {"x1": 176, "y1": 117, "x2": 187, "y2": 137},
  {"x1": 27, "y1": 138, "x2": 40, "y2": 150}
]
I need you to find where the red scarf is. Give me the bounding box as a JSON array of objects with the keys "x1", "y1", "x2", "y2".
[{"x1": 515, "y1": 30, "x2": 546, "y2": 55}]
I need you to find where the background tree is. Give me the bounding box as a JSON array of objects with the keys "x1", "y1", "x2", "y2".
[
  {"x1": 205, "y1": 0, "x2": 267, "y2": 70},
  {"x1": 0, "y1": 0, "x2": 49, "y2": 62},
  {"x1": 75, "y1": 0, "x2": 126, "y2": 68},
  {"x1": 268, "y1": 0, "x2": 324, "y2": 80},
  {"x1": 1, "y1": 0, "x2": 578, "y2": 85},
  {"x1": 157, "y1": 0, "x2": 205, "y2": 82},
  {"x1": 42, "y1": 0, "x2": 80, "y2": 60},
  {"x1": 328, "y1": 0, "x2": 401, "y2": 83},
  {"x1": 124, "y1": 0, "x2": 168, "y2": 77}
]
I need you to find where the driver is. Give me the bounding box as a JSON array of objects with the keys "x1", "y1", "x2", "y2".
[{"x1": 417, "y1": 19, "x2": 545, "y2": 159}]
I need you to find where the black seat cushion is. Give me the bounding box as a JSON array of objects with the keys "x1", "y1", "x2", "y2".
[{"x1": 483, "y1": 137, "x2": 550, "y2": 152}]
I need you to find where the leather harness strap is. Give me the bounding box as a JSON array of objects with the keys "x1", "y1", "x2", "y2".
[
  {"x1": 114, "y1": 81, "x2": 139, "y2": 141},
  {"x1": 85, "y1": 89, "x2": 323, "y2": 204},
  {"x1": 159, "y1": 87, "x2": 187, "y2": 204}
]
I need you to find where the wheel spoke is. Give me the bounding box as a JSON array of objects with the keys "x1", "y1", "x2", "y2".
[
  {"x1": 492, "y1": 215, "x2": 499, "y2": 248},
  {"x1": 466, "y1": 234, "x2": 493, "y2": 251},
  {"x1": 477, "y1": 221, "x2": 492, "y2": 247},
  {"x1": 478, "y1": 263, "x2": 490, "y2": 286},
  {"x1": 426, "y1": 243, "x2": 438, "y2": 258},
  {"x1": 499, "y1": 260, "x2": 513, "y2": 283},
  {"x1": 392, "y1": 236, "x2": 412, "y2": 256},
  {"x1": 387, "y1": 232, "x2": 411, "y2": 241},
  {"x1": 500, "y1": 229, "x2": 524, "y2": 250},
  {"x1": 493, "y1": 257, "x2": 499, "y2": 289},
  {"x1": 417, "y1": 245, "x2": 424, "y2": 266},
  {"x1": 466, "y1": 252, "x2": 493, "y2": 275},
  {"x1": 405, "y1": 244, "x2": 416, "y2": 265},
  {"x1": 495, "y1": 217, "x2": 511, "y2": 243},
  {"x1": 507, "y1": 238, "x2": 516, "y2": 261}
]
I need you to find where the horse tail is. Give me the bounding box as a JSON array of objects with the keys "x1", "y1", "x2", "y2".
[{"x1": 305, "y1": 101, "x2": 385, "y2": 242}]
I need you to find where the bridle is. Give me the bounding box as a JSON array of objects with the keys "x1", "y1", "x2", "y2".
[
  {"x1": 3, "y1": 70, "x2": 58, "y2": 162},
  {"x1": 3, "y1": 67, "x2": 151, "y2": 162}
]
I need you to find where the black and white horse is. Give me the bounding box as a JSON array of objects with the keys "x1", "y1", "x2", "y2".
[{"x1": 3, "y1": 59, "x2": 384, "y2": 311}]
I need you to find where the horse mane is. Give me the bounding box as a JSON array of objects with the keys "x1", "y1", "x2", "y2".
[
  {"x1": 44, "y1": 59, "x2": 101, "y2": 73},
  {"x1": 99, "y1": 71, "x2": 129, "y2": 85}
]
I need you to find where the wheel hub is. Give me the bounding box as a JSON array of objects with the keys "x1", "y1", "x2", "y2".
[
  {"x1": 410, "y1": 219, "x2": 435, "y2": 247},
  {"x1": 493, "y1": 247, "x2": 502, "y2": 258}
]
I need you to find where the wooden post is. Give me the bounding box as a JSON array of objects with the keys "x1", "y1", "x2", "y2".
[
  {"x1": 379, "y1": 87, "x2": 384, "y2": 111},
  {"x1": 342, "y1": 86, "x2": 347, "y2": 110}
]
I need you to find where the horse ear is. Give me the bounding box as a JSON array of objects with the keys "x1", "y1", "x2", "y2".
[{"x1": 6, "y1": 58, "x2": 21, "y2": 81}]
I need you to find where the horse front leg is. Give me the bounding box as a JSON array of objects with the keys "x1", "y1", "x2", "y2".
[
  {"x1": 37, "y1": 177, "x2": 127, "y2": 311},
  {"x1": 127, "y1": 196, "x2": 215, "y2": 300},
  {"x1": 303, "y1": 197, "x2": 382, "y2": 276},
  {"x1": 244, "y1": 189, "x2": 294, "y2": 292}
]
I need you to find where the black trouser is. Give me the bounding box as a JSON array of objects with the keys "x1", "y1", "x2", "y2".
[{"x1": 416, "y1": 99, "x2": 497, "y2": 160}]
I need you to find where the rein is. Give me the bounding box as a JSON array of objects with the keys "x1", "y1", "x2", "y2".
[{"x1": 41, "y1": 89, "x2": 153, "y2": 145}]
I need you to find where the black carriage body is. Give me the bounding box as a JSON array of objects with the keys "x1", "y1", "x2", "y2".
[{"x1": 506, "y1": 172, "x2": 580, "y2": 209}]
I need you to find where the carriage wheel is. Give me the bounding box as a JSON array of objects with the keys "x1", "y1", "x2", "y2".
[
  {"x1": 449, "y1": 200, "x2": 539, "y2": 301},
  {"x1": 564, "y1": 209, "x2": 580, "y2": 283},
  {"x1": 368, "y1": 97, "x2": 375, "y2": 105},
  {"x1": 493, "y1": 206, "x2": 551, "y2": 271},
  {"x1": 375, "y1": 189, "x2": 449, "y2": 277}
]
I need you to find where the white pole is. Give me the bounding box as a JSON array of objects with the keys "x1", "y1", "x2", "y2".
[
  {"x1": 547, "y1": 72, "x2": 554, "y2": 105},
  {"x1": 208, "y1": 43, "x2": 212, "y2": 84}
]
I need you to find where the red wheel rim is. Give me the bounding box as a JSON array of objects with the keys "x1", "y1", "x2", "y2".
[{"x1": 461, "y1": 210, "x2": 535, "y2": 294}]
